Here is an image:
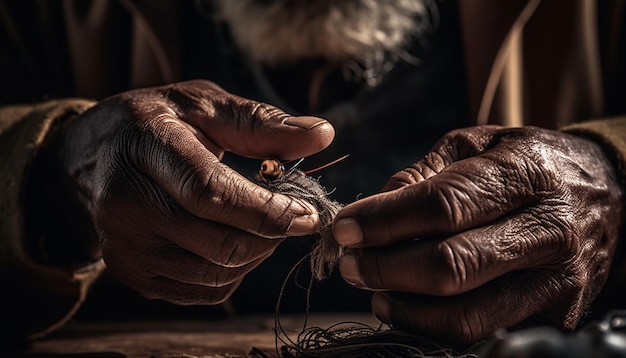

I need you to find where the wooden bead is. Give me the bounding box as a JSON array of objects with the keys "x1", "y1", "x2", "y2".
[{"x1": 259, "y1": 159, "x2": 284, "y2": 181}]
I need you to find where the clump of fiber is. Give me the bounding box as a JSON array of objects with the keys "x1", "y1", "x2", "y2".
[
  {"x1": 252, "y1": 166, "x2": 483, "y2": 358},
  {"x1": 255, "y1": 168, "x2": 344, "y2": 280}
]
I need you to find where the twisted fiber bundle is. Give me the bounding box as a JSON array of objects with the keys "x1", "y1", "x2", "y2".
[
  {"x1": 252, "y1": 166, "x2": 481, "y2": 358},
  {"x1": 255, "y1": 168, "x2": 343, "y2": 280}
]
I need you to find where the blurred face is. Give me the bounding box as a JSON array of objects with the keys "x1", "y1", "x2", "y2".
[{"x1": 214, "y1": 0, "x2": 432, "y2": 85}]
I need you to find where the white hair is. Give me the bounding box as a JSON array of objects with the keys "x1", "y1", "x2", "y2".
[{"x1": 213, "y1": 0, "x2": 435, "y2": 86}]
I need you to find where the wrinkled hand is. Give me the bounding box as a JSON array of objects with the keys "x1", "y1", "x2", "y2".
[
  {"x1": 333, "y1": 125, "x2": 624, "y2": 344},
  {"x1": 53, "y1": 80, "x2": 334, "y2": 304}
]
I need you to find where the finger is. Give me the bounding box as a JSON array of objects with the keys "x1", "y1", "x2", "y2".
[
  {"x1": 101, "y1": 238, "x2": 242, "y2": 305},
  {"x1": 145, "y1": 246, "x2": 272, "y2": 288},
  {"x1": 382, "y1": 125, "x2": 502, "y2": 191},
  {"x1": 141, "y1": 276, "x2": 242, "y2": 305},
  {"x1": 339, "y1": 209, "x2": 565, "y2": 294},
  {"x1": 176, "y1": 226, "x2": 279, "y2": 267},
  {"x1": 154, "y1": 215, "x2": 283, "y2": 267},
  {"x1": 102, "y1": 218, "x2": 275, "y2": 287},
  {"x1": 370, "y1": 270, "x2": 576, "y2": 345},
  {"x1": 100, "y1": 183, "x2": 298, "y2": 262},
  {"x1": 131, "y1": 114, "x2": 319, "y2": 238},
  {"x1": 165, "y1": 80, "x2": 335, "y2": 160},
  {"x1": 333, "y1": 147, "x2": 537, "y2": 248}
]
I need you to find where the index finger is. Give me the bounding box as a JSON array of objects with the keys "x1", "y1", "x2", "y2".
[
  {"x1": 333, "y1": 153, "x2": 537, "y2": 248},
  {"x1": 134, "y1": 115, "x2": 319, "y2": 239}
]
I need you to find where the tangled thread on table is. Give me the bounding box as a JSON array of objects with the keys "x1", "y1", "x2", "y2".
[
  {"x1": 250, "y1": 320, "x2": 480, "y2": 358},
  {"x1": 249, "y1": 163, "x2": 481, "y2": 358}
]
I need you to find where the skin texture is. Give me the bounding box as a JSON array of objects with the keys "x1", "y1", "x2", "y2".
[
  {"x1": 50, "y1": 80, "x2": 334, "y2": 305},
  {"x1": 333, "y1": 125, "x2": 624, "y2": 345}
]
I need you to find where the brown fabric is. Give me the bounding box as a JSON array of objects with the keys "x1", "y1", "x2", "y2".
[
  {"x1": 562, "y1": 117, "x2": 626, "y2": 186},
  {"x1": 458, "y1": 0, "x2": 605, "y2": 128},
  {"x1": 62, "y1": 0, "x2": 181, "y2": 98},
  {"x1": 0, "y1": 100, "x2": 105, "y2": 343}
]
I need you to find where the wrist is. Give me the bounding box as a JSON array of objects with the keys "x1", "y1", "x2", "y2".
[{"x1": 24, "y1": 111, "x2": 102, "y2": 268}]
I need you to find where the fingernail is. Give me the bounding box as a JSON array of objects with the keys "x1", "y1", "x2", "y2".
[
  {"x1": 283, "y1": 116, "x2": 327, "y2": 129},
  {"x1": 372, "y1": 293, "x2": 391, "y2": 324},
  {"x1": 286, "y1": 200, "x2": 319, "y2": 236},
  {"x1": 333, "y1": 218, "x2": 363, "y2": 246},
  {"x1": 339, "y1": 254, "x2": 366, "y2": 288},
  {"x1": 286, "y1": 213, "x2": 318, "y2": 236}
]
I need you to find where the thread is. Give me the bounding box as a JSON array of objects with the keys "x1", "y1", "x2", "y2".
[
  {"x1": 255, "y1": 168, "x2": 343, "y2": 280},
  {"x1": 250, "y1": 163, "x2": 481, "y2": 358}
]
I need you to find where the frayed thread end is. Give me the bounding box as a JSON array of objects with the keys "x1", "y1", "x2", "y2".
[{"x1": 255, "y1": 169, "x2": 344, "y2": 280}]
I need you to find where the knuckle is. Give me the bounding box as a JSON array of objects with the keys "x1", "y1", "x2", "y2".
[
  {"x1": 440, "y1": 126, "x2": 491, "y2": 154},
  {"x1": 255, "y1": 192, "x2": 295, "y2": 238},
  {"x1": 408, "y1": 305, "x2": 488, "y2": 345},
  {"x1": 434, "y1": 184, "x2": 466, "y2": 231},
  {"x1": 531, "y1": 205, "x2": 577, "y2": 254},
  {"x1": 430, "y1": 241, "x2": 468, "y2": 295},
  {"x1": 384, "y1": 170, "x2": 419, "y2": 190},
  {"x1": 168, "y1": 79, "x2": 226, "y2": 101},
  {"x1": 418, "y1": 151, "x2": 447, "y2": 176},
  {"x1": 447, "y1": 309, "x2": 486, "y2": 344},
  {"x1": 203, "y1": 285, "x2": 238, "y2": 305},
  {"x1": 225, "y1": 99, "x2": 286, "y2": 130},
  {"x1": 211, "y1": 230, "x2": 243, "y2": 264},
  {"x1": 248, "y1": 102, "x2": 288, "y2": 122},
  {"x1": 181, "y1": 165, "x2": 224, "y2": 214},
  {"x1": 200, "y1": 265, "x2": 245, "y2": 287},
  {"x1": 213, "y1": 231, "x2": 273, "y2": 267}
]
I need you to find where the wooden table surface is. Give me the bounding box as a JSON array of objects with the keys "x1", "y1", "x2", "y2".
[{"x1": 8, "y1": 313, "x2": 381, "y2": 358}]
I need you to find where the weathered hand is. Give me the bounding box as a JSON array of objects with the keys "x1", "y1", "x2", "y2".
[
  {"x1": 53, "y1": 80, "x2": 334, "y2": 304},
  {"x1": 333, "y1": 125, "x2": 624, "y2": 344}
]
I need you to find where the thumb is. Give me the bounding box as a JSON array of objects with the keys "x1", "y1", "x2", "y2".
[{"x1": 170, "y1": 80, "x2": 335, "y2": 161}]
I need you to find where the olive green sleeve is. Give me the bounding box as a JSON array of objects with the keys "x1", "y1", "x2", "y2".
[{"x1": 0, "y1": 99, "x2": 105, "y2": 344}]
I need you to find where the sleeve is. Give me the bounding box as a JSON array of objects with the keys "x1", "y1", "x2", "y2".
[
  {"x1": 0, "y1": 99, "x2": 106, "y2": 346},
  {"x1": 561, "y1": 116, "x2": 626, "y2": 312},
  {"x1": 563, "y1": 116, "x2": 626, "y2": 186}
]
